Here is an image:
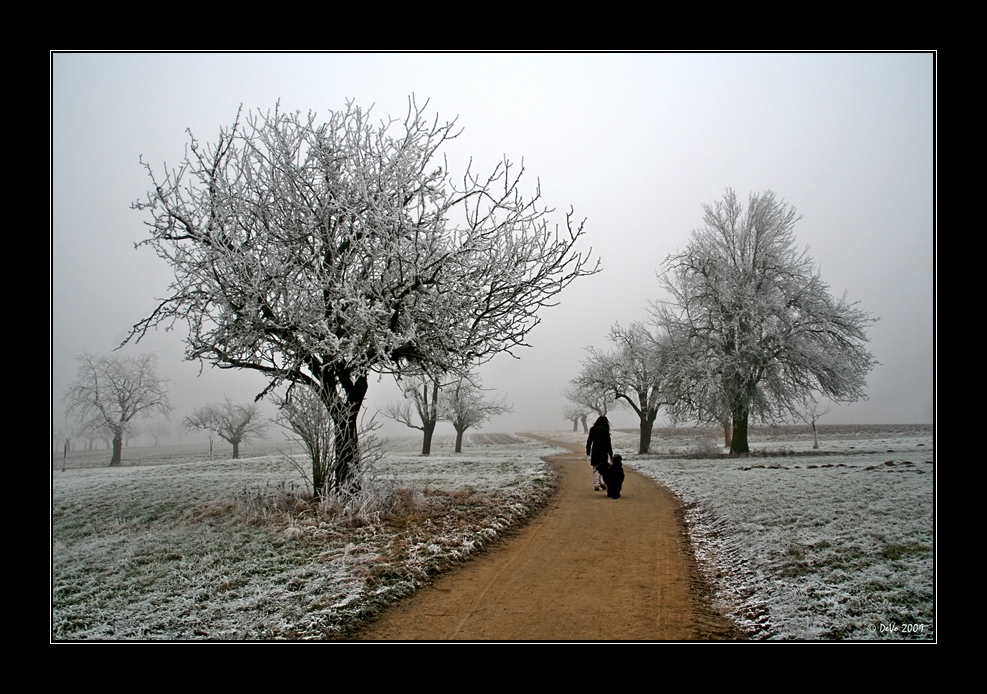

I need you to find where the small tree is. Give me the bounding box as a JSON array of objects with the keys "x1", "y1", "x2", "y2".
[
  {"x1": 64, "y1": 352, "x2": 172, "y2": 466},
  {"x1": 563, "y1": 404, "x2": 588, "y2": 432},
  {"x1": 276, "y1": 386, "x2": 360, "y2": 499},
  {"x1": 184, "y1": 408, "x2": 217, "y2": 458},
  {"x1": 659, "y1": 189, "x2": 876, "y2": 454},
  {"x1": 382, "y1": 373, "x2": 446, "y2": 455},
  {"x1": 442, "y1": 378, "x2": 512, "y2": 453},
  {"x1": 800, "y1": 398, "x2": 832, "y2": 450},
  {"x1": 184, "y1": 399, "x2": 267, "y2": 459},
  {"x1": 563, "y1": 381, "x2": 613, "y2": 434},
  {"x1": 127, "y1": 98, "x2": 598, "y2": 492},
  {"x1": 576, "y1": 323, "x2": 672, "y2": 454},
  {"x1": 148, "y1": 419, "x2": 172, "y2": 447}
]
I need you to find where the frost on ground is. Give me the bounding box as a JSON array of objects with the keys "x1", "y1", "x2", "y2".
[
  {"x1": 545, "y1": 424, "x2": 934, "y2": 640},
  {"x1": 51, "y1": 434, "x2": 563, "y2": 640}
]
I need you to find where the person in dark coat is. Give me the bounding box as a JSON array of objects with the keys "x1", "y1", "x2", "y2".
[
  {"x1": 586, "y1": 415, "x2": 613, "y2": 491},
  {"x1": 603, "y1": 454, "x2": 624, "y2": 498}
]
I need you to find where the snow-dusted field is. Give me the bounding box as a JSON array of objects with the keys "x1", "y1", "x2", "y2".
[
  {"x1": 546, "y1": 424, "x2": 935, "y2": 640},
  {"x1": 52, "y1": 425, "x2": 934, "y2": 640},
  {"x1": 51, "y1": 434, "x2": 563, "y2": 640}
]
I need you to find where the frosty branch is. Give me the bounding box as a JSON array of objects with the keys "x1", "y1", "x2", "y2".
[
  {"x1": 657, "y1": 189, "x2": 876, "y2": 454},
  {"x1": 64, "y1": 352, "x2": 172, "y2": 466},
  {"x1": 184, "y1": 399, "x2": 268, "y2": 459},
  {"x1": 127, "y1": 97, "x2": 598, "y2": 490}
]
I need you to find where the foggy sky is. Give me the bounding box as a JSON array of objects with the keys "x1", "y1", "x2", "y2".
[{"x1": 51, "y1": 53, "x2": 935, "y2": 441}]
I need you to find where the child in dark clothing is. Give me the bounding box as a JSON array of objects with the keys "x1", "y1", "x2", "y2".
[{"x1": 603, "y1": 454, "x2": 624, "y2": 499}]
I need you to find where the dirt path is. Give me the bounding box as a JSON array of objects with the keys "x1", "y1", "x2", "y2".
[{"x1": 355, "y1": 436, "x2": 740, "y2": 641}]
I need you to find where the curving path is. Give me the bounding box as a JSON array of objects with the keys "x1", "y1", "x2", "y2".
[{"x1": 355, "y1": 436, "x2": 740, "y2": 641}]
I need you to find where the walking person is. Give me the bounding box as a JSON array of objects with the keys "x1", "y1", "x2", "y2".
[{"x1": 586, "y1": 415, "x2": 613, "y2": 491}]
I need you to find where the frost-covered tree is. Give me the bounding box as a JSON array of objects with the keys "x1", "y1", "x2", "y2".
[
  {"x1": 799, "y1": 398, "x2": 832, "y2": 450},
  {"x1": 562, "y1": 404, "x2": 588, "y2": 432},
  {"x1": 64, "y1": 352, "x2": 172, "y2": 466},
  {"x1": 576, "y1": 323, "x2": 673, "y2": 454},
  {"x1": 185, "y1": 407, "x2": 218, "y2": 458},
  {"x1": 658, "y1": 189, "x2": 876, "y2": 455},
  {"x1": 442, "y1": 378, "x2": 512, "y2": 453},
  {"x1": 127, "y1": 98, "x2": 597, "y2": 491},
  {"x1": 563, "y1": 379, "x2": 614, "y2": 433},
  {"x1": 184, "y1": 399, "x2": 267, "y2": 459},
  {"x1": 383, "y1": 373, "x2": 446, "y2": 455},
  {"x1": 564, "y1": 380, "x2": 613, "y2": 426}
]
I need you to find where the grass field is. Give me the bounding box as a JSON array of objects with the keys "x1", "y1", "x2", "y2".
[
  {"x1": 51, "y1": 434, "x2": 562, "y2": 640},
  {"x1": 546, "y1": 423, "x2": 935, "y2": 640},
  {"x1": 52, "y1": 425, "x2": 934, "y2": 640}
]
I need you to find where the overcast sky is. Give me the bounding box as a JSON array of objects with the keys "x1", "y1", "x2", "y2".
[{"x1": 51, "y1": 53, "x2": 935, "y2": 440}]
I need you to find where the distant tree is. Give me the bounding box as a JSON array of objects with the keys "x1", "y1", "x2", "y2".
[
  {"x1": 148, "y1": 419, "x2": 172, "y2": 447},
  {"x1": 658, "y1": 189, "x2": 876, "y2": 454},
  {"x1": 442, "y1": 378, "x2": 512, "y2": 453},
  {"x1": 576, "y1": 323, "x2": 673, "y2": 454},
  {"x1": 800, "y1": 398, "x2": 833, "y2": 450},
  {"x1": 125, "y1": 422, "x2": 142, "y2": 448},
  {"x1": 184, "y1": 408, "x2": 217, "y2": 458},
  {"x1": 64, "y1": 352, "x2": 172, "y2": 466},
  {"x1": 383, "y1": 373, "x2": 446, "y2": 455},
  {"x1": 126, "y1": 98, "x2": 598, "y2": 493},
  {"x1": 563, "y1": 404, "x2": 587, "y2": 432},
  {"x1": 184, "y1": 399, "x2": 267, "y2": 459},
  {"x1": 563, "y1": 381, "x2": 613, "y2": 434}
]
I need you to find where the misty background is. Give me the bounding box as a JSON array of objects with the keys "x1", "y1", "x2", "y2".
[{"x1": 50, "y1": 53, "x2": 934, "y2": 445}]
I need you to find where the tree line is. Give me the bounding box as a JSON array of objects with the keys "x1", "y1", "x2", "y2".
[
  {"x1": 567, "y1": 189, "x2": 876, "y2": 456},
  {"x1": 61, "y1": 351, "x2": 270, "y2": 464}
]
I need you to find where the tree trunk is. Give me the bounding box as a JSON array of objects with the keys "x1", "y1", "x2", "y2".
[
  {"x1": 454, "y1": 425, "x2": 465, "y2": 453},
  {"x1": 723, "y1": 422, "x2": 732, "y2": 448},
  {"x1": 638, "y1": 413, "x2": 656, "y2": 454},
  {"x1": 580, "y1": 415, "x2": 588, "y2": 433},
  {"x1": 232, "y1": 440, "x2": 240, "y2": 459},
  {"x1": 110, "y1": 433, "x2": 123, "y2": 466},
  {"x1": 422, "y1": 420, "x2": 436, "y2": 455},
  {"x1": 328, "y1": 373, "x2": 369, "y2": 494},
  {"x1": 811, "y1": 420, "x2": 819, "y2": 449},
  {"x1": 571, "y1": 418, "x2": 578, "y2": 432},
  {"x1": 730, "y1": 412, "x2": 750, "y2": 455}
]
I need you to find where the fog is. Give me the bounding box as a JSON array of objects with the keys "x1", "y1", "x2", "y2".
[{"x1": 51, "y1": 53, "x2": 934, "y2": 443}]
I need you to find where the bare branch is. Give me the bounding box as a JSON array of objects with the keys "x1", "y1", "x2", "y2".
[
  {"x1": 658, "y1": 189, "x2": 877, "y2": 454},
  {"x1": 64, "y1": 352, "x2": 172, "y2": 466},
  {"x1": 127, "y1": 98, "x2": 598, "y2": 488}
]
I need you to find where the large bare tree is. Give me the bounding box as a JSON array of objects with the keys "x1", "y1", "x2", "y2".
[
  {"x1": 64, "y1": 352, "x2": 172, "y2": 466},
  {"x1": 127, "y1": 98, "x2": 597, "y2": 492},
  {"x1": 658, "y1": 189, "x2": 876, "y2": 454}
]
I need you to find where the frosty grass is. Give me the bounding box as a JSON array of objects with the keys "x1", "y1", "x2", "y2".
[
  {"x1": 52, "y1": 426, "x2": 934, "y2": 640},
  {"x1": 547, "y1": 425, "x2": 934, "y2": 640},
  {"x1": 51, "y1": 434, "x2": 563, "y2": 640}
]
